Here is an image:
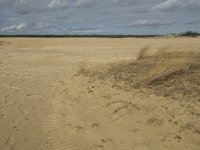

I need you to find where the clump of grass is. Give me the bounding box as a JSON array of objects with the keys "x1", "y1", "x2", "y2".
[
  {"x1": 76, "y1": 61, "x2": 106, "y2": 78},
  {"x1": 136, "y1": 46, "x2": 150, "y2": 60},
  {"x1": 77, "y1": 48, "x2": 200, "y2": 100},
  {"x1": 0, "y1": 40, "x2": 9, "y2": 45},
  {"x1": 135, "y1": 51, "x2": 190, "y2": 87},
  {"x1": 76, "y1": 62, "x2": 91, "y2": 76},
  {"x1": 0, "y1": 41, "x2": 4, "y2": 45}
]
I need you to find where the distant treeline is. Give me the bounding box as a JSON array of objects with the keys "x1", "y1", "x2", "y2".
[
  {"x1": 179, "y1": 31, "x2": 200, "y2": 37},
  {"x1": 0, "y1": 34, "x2": 160, "y2": 38},
  {"x1": 0, "y1": 31, "x2": 199, "y2": 38}
]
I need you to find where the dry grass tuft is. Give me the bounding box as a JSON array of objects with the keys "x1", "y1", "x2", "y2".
[
  {"x1": 76, "y1": 61, "x2": 107, "y2": 78},
  {"x1": 136, "y1": 46, "x2": 150, "y2": 60},
  {"x1": 77, "y1": 49, "x2": 200, "y2": 100},
  {"x1": 135, "y1": 51, "x2": 190, "y2": 87},
  {"x1": 77, "y1": 62, "x2": 91, "y2": 76},
  {"x1": 0, "y1": 40, "x2": 9, "y2": 45}
]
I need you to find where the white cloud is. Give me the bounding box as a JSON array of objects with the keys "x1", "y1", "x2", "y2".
[
  {"x1": 1, "y1": 23, "x2": 27, "y2": 32},
  {"x1": 47, "y1": 0, "x2": 68, "y2": 9},
  {"x1": 13, "y1": 0, "x2": 67, "y2": 15},
  {"x1": 152, "y1": 0, "x2": 178, "y2": 11},
  {"x1": 32, "y1": 22, "x2": 50, "y2": 29},
  {"x1": 65, "y1": 28, "x2": 102, "y2": 34},
  {"x1": 17, "y1": 23, "x2": 26, "y2": 29},
  {"x1": 74, "y1": 0, "x2": 96, "y2": 8},
  {"x1": 152, "y1": 0, "x2": 200, "y2": 11},
  {"x1": 129, "y1": 19, "x2": 175, "y2": 27}
]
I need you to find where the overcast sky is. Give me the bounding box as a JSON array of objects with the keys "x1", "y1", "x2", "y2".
[{"x1": 0, "y1": 0, "x2": 200, "y2": 35}]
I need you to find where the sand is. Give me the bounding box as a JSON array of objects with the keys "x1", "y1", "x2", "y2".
[{"x1": 0, "y1": 37, "x2": 200, "y2": 150}]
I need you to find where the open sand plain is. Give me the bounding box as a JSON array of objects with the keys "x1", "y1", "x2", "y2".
[{"x1": 0, "y1": 37, "x2": 200, "y2": 150}]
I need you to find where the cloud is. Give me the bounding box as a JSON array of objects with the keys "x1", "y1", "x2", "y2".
[
  {"x1": 65, "y1": 27, "x2": 102, "y2": 34},
  {"x1": 32, "y1": 22, "x2": 50, "y2": 29},
  {"x1": 14, "y1": 0, "x2": 48, "y2": 15},
  {"x1": 47, "y1": 0, "x2": 68, "y2": 9},
  {"x1": 74, "y1": 0, "x2": 103, "y2": 9},
  {"x1": 13, "y1": 0, "x2": 69, "y2": 15},
  {"x1": 128, "y1": 19, "x2": 176, "y2": 27},
  {"x1": 183, "y1": 19, "x2": 200, "y2": 25},
  {"x1": 0, "y1": 0, "x2": 199, "y2": 34},
  {"x1": 1, "y1": 23, "x2": 27, "y2": 32},
  {"x1": 152, "y1": 0, "x2": 200, "y2": 12}
]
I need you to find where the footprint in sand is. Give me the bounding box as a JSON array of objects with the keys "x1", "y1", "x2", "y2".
[
  {"x1": 146, "y1": 117, "x2": 164, "y2": 127},
  {"x1": 92, "y1": 123, "x2": 99, "y2": 128},
  {"x1": 69, "y1": 126, "x2": 84, "y2": 134},
  {"x1": 101, "y1": 138, "x2": 113, "y2": 144}
]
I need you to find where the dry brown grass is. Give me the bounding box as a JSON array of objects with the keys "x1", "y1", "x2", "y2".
[
  {"x1": 77, "y1": 49, "x2": 200, "y2": 100},
  {"x1": 77, "y1": 62, "x2": 91, "y2": 76},
  {"x1": 136, "y1": 46, "x2": 150, "y2": 60},
  {"x1": 0, "y1": 40, "x2": 9, "y2": 45},
  {"x1": 136, "y1": 51, "x2": 191, "y2": 87}
]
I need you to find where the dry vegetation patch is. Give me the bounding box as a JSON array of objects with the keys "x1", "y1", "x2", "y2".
[
  {"x1": 77, "y1": 48, "x2": 200, "y2": 100},
  {"x1": 0, "y1": 40, "x2": 9, "y2": 45}
]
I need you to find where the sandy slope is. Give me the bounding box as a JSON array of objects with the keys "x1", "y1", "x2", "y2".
[{"x1": 0, "y1": 37, "x2": 200, "y2": 150}]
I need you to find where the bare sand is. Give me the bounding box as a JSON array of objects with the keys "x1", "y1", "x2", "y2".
[{"x1": 0, "y1": 37, "x2": 200, "y2": 150}]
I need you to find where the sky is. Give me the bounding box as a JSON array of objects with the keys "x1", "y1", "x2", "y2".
[{"x1": 0, "y1": 0, "x2": 200, "y2": 35}]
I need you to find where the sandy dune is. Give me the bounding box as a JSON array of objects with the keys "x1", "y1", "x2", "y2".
[{"x1": 0, "y1": 37, "x2": 200, "y2": 150}]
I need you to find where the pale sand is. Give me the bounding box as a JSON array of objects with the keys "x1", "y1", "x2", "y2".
[{"x1": 0, "y1": 37, "x2": 200, "y2": 150}]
